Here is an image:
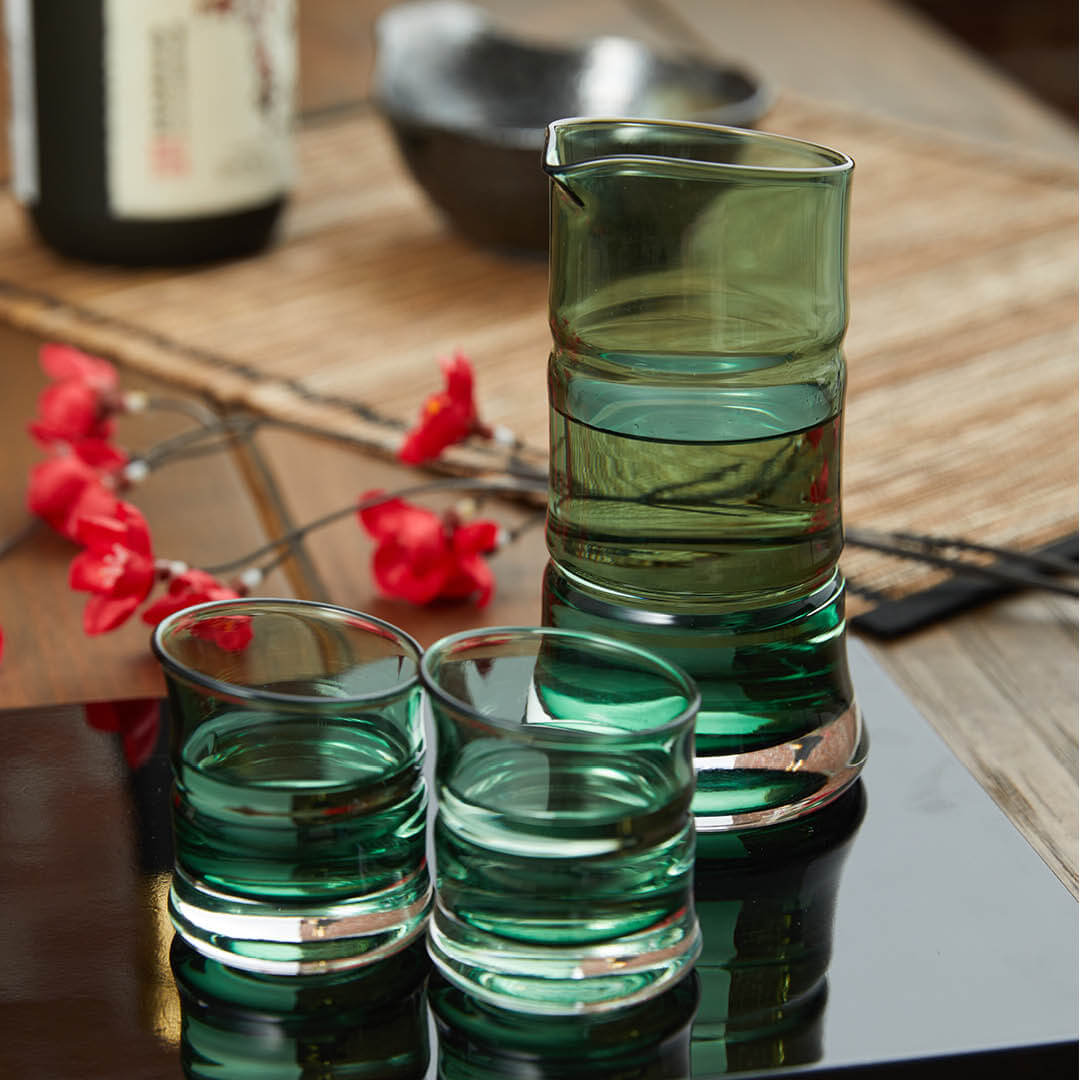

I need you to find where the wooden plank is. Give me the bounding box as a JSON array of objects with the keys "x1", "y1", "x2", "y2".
[
  {"x1": 0, "y1": 326, "x2": 294, "y2": 709},
  {"x1": 863, "y1": 591, "x2": 1079, "y2": 896}
]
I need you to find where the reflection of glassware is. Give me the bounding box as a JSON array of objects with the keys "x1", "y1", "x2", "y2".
[
  {"x1": 420, "y1": 626, "x2": 702, "y2": 1014},
  {"x1": 112, "y1": 701, "x2": 184, "y2": 1046},
  {"x1": 542, "y1": 118, "x2": 866, "y2": 829},
  {"x1": 152, "y1": 599, "x2": 432, "y2": 975},
  {"x1": 136, "y1": 872, "x2": 183, "y2": 1048},
  {"x1": 171, "y1": 935, "x2": 431, "y2": 1079},
  {"x1": 431, "y1": 969, "x2": 698, "y2": 1079},
  {"x1": 692, "y1": 781, "x2": 866, "y2": 1074}
]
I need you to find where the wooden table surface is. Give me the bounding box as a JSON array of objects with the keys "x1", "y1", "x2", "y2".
[{"x1": 0, "y1": 0, "x2": 1076, "y2": 897}]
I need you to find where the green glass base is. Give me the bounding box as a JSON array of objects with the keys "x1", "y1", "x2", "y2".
[
  {"x1": 692, "y1": 700, "x2": 865, "y2": 829},
  {"x1": 168, "y1": 863, "x2": 432, "y2": 975},
  {"x1": 427, "y1": 898, "x2": 702, "y2": 1016},
  {"x1": 542, "y1": 563, "x2": 867, "y2": 829}
]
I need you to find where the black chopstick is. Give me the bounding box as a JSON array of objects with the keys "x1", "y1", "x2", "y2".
[
  {"x1": 886, "y1": 529, "x2": 1077, "y2": 575},
  {"x1": 844, "y1": 527, "x2": 1078, "y2": 598}
]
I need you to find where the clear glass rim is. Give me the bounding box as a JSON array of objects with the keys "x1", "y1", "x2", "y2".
[
  {"x1": 419, "y1": 625, "x2": 701, "y2": 741},
  {"x1": 544, "y1": 116, "x2": 853, "y2": 177},
  {"x1": 151, "y1": 597, "x2": 422, "y2": 707}
]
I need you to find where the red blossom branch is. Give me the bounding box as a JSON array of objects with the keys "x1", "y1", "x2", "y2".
[{"x1": 0, "y1": 344, "x2": 548, "y2": 666}]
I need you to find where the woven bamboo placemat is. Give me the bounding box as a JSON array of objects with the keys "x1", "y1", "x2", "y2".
[{"x1": 0, "y1": 96, "x2": 1075, "y2": 614}]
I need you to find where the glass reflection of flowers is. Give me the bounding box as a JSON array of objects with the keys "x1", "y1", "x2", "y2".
[{"x1": 85, "y1": 698, "x2": 162, "y2": 771}]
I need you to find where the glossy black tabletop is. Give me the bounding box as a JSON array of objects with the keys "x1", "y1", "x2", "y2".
[{"x1": 0, "y1": 641, "x2": 1075, "y2": 1078}]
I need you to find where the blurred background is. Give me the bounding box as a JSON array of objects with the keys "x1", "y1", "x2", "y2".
[
  {"x1": 906, "y1": 0, "x2": 1076, "y2": 120},
  {"x1": 0, "y1": 0, "x2": 1074, "y2": 172}
]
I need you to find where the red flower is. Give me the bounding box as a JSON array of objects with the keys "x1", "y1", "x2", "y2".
[
  {"x1": 809, "y1": 462, "x2": 831, "y2": 505},
  {"x1": 142, "y1": 569, "x2": 252, "y2": 651},
  {"x1": 551, "y1": 314, "x2": 585, "y2": 352},
  {"x1": 85, "y1": 699, "x2": 160, "y2": 771},
  {"x1": 30, "y1": 380, "x2": 115, "y2": 446},
  {"x1": 191, "y1": 613, "x2": 255, "y2": 652},
  {"x1": 358, "y1": 490, "x2": 501, "y2": 607},
  {"x1": 39, "y1": 343, "x2": 119, "y2": 388},
  {"x1": 27, "y1": 440, "x2": 126, "y2": 541},
  {"x1": 398, "y1": 352, "x2": 491, "y2": 464},
  {"x1": 69, "y1": 503, "x2": 156, "y2": 634},
  {"x1": 29, "y1": 345, "x2": 121, "y2": 448}
]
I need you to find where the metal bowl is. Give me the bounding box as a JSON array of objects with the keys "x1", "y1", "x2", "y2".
[{"x1": 372, "y1": 1, "x2": 772, "y2": 253}]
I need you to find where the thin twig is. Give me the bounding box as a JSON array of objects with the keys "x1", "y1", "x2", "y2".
[
  {"x1": 889, "y1": 529, "x2": 1077, "y2": 576},
  {"x1": 202, "y1": 474, "x2": 548, "y2": 577},
  {"x1": 249, "y1": 545, "x2": 293, "y2": 583},
  {"x1": 505, "y1": 509, "x2": 547, "y2": 544},
  {"x1": 845, "y1": 527, "x2": 1077, "y2": 598},
  {"x1": 147, "y1": 432, "x2": 259, "y2": 465},
  {"x1": 143, "y1": 395, "x2": 222, "y2": 429},
  {"x1": 0, "y1": 516, "x2": 42, "y2": 559},
  {"x1": 138, "y1": 415, "x2": 261, "y2": 467}
]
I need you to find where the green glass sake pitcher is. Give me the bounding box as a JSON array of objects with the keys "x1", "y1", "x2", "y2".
[{"x1": 541, "y1": 118, "x2": 866, "y2": 830}]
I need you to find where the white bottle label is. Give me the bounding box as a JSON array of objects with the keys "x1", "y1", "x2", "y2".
[
  {"x1": 104, "y1": 0, "x2": 296, "y2": 219},
  {"x1": 4, "y1": 0, "x2": 39, "y2": 203}
]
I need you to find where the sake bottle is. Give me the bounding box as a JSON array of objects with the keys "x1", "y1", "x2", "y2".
[{"x1": 4, "y1": 0, "x2": 296, "y2": 265}]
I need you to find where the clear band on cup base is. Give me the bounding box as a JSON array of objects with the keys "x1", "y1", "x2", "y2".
[
  {"x1": 427, "y1": 899, "x2": 702, "y2": 1016},
  {"x1": 694, "y1": 702, "x2": 868, "y2": 831},
  {"x1": 169, "y1": 865, "x2": 433, "y2": 976}
]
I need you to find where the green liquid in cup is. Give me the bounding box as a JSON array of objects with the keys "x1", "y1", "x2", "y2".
[
  {"x1": 174, "y1": 710, "x2": 427, "y2": 900},
  {"x1": 548, "y1": 353, "x2": 842, "y2": 604},
  {"x1": 542, "y1": 566, "x2": 864, "y2": 827},
  {"x1": 423, "y1": 627, "x2": 701, "y2": 1014},
  {"x1": 155, "y1": 601, "x2": 432, "y2": 976},
  {"x1": 544, "y1": 561, "x2": 864, "y2": 820},
  {"x1": 435, "y1": 743, "x2": 695, "y2": 946}
]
